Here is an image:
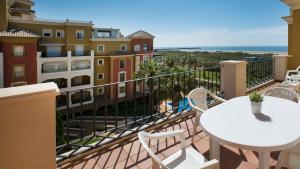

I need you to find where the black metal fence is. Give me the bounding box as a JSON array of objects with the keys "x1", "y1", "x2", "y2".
[
  {"x1": 56, "y1": 67, "x2": 221, "y2": 161},
  {"x1": 246, "y1": 59, "x2": 274, "y2": 89}
]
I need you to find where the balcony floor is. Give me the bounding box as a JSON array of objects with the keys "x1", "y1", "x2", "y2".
[{"x1": 58, "y1": 114, "x2": 286, "y2": 169}]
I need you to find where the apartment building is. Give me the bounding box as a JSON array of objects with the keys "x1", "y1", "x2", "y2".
[
  {"x1": 91, "y1": 28, "x2": 134, "y2": 99},
  {"x1": 282, "y1": 0, "x2": 300, "y2": 69},
  {"x1": 0, "y1": 29, "x2": 39, "y2": 87},
  {"x1": 0, "y1": 0, "x2": 95, "y2": 106},
  {"x1": 127, "y1": 30, "x2": 155, "y2": 72},
  {"x1": 0, "y1": 0, "x2": 155, "y2": 104}
]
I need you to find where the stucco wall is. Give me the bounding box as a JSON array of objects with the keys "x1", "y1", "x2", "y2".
[
  {"x1": 90, "y1": 40, "x2": 131, "y2": 56},
  {"x1": 94, "y1": 56, "x2": 111, "y2": 85},
  {"x1": 288, "y1": 9, "x2": 300, "y2": 69},
  {"x1": 0, "y1": 0, "x2": 8, "y2": 31},
  {"x1": 0, "y1": 39, "x2": 38, "y2": 87},
  {"x1": 131, "y1": 39, "x2": 154, "y2": 54},
  {"x1": 0, "y1": 83, "x2": 59, "y2": 169},
  {"x1": 8, "y1": 22, "x2": 92, "y2": 53}
]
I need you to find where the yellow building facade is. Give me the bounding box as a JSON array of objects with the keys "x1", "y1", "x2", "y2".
[{"x1": 282, "y1": 0, "x2": 300, "y2": 69}]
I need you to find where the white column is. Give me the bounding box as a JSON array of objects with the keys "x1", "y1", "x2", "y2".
[
  {"x1": 220, "y1": 60, "x2": 247, "y2": 99},
  {"x1": 272, "y1": 54, "x2": 291, "y2": 81},
  {"x1": 67, "y1": 51, "x2": 72, "y2": 89},
  {"x1": 0, "y1": 52, "x2": 3, "y2": 88},
  {"x1": 90, "y1": 50, "x2": 95, "y2": 101},
  {"x1": 36, "y1": 52, "x2": 42, "y2": 83}
]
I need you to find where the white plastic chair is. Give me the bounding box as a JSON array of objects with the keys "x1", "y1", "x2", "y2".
[
  {"x1": 187, "y1": 88, "x2": 226, "y2": 142},
  {"x1": 283, "y1": 67, "x2": 300, "y2": 92},
  {"x1": 276, "y1": 143, "x2": 300, "y2": 169},
  {"x1": 263, "y1": 87, "x2": 299, "y2": 103},
  {"x1": 138, "y1": 130, "x2": 219, "y2": 169}
]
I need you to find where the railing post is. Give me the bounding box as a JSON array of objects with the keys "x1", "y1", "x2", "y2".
[
  {"x1": 272, "y1": 54, "x2": 290, "y2": 81},
  {"x1": 0, "y1": 83, "x2": 59, "y2": 169},
  {"x1": 220, "y1": 60, "x2": 247, "y2": 99},
  {"x1": 0, "y1": 52, "x2": 3, "y2": 88}
]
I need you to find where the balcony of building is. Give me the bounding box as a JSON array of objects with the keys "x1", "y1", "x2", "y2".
[
  {"x1": 71, "y1": 60, "x2": 91, "y2": 71},
  {"x1": 43, "y1": 78, "x2": 68, "y2": 89},
  {"x1": 42, "y1": 62, "x2": 68, "y2": 73},
  {"x1": 1, "y1": 55, "x2": 298, "y2": 169},
  {"x1": 40, "y1": 51, "x2": 68, "y2": 58},
  {"x1": 71, "y1": 75, "x2": 91, "y2": 87},
  {"x1": 8, "y1": 15, "x2": 93, "y2": 26},
  {"x1": 71, "y1": 51, "x2": 94, "y2": 57},
  {"x1": 8, "y1": 0, "x2": 34, "y2": 6}
]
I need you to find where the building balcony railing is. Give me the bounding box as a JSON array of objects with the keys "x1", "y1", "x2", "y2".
[
  {"x1": 55, "y1": 66, "x2": 221, "y2": 162},
  {"x1": 10, "y1": 7, "x2": 35, "y2": 14},
  {"x1": 41, "y1": 51, "x2": 68, "y2": 58},
  {"x1": 8, "y1": 15, "x2": 92, "y2": 25},
  {"x1": 71, "y1": 51, "x2": 92, "y2": 57},
  {"x1": 12, "y1": 0, "x2": 34, "y2": 5},
  {"x1": 42, "y1": 65, "x2": 68, "y2": 73},
  {"x1": 246, "y1": 58, "x2": 274, "y2": 89},
  {"x1": 71, "y1": 65, "x2": 91, "y2": 71}
]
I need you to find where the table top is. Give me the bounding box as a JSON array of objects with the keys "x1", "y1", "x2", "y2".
[{"x1": 200, "y1": 96, "x2": 300, "y2": 151}]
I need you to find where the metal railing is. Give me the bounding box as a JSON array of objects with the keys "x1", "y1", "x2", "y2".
[
  {"x1": 55, "y1": 66, "x2": 221, "y2": 162},
  {"x1": 246, "y1": 58, "x2": 274, "y2": 89},
  {"x1": 8, "y1": 15, "x2": 92, "y2": 25}
]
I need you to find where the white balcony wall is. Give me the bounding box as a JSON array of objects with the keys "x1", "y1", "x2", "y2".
[{"x1": 37, "y1": 50, "x2": 95, "y2": 107}]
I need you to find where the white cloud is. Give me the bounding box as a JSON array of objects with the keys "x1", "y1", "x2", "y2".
[{"x1": 154, "y1": 26, "x2": 288, "y2": 47}]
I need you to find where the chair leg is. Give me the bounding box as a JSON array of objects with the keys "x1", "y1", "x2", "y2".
[
  {"x1": 191, "y1": 112, "x2": 200, "y2": 143},
  {"x1": 275, "y1": 152, "x2": 283, "y2": 169},
  {"x1": 276, "y1": 151, "x2": 289, "y2": 169},
  {"x1": 152, "y1": 158, "x2": 160, "y2": 169}
]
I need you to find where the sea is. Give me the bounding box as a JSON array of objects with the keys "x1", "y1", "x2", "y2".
[{"x1": 155, "y1": 46, "x2": 288, "y2": 54}]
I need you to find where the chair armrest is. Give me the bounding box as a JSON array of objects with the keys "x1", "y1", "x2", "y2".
[
  {"x1": 142, "y1": 130, "x2": 187, "y2": 149},
  {"x1": 209, "y1": 92, "x2": 227, "y2": 103},
  {"x1": 285, "y1": 71, "x2": 300, "y2": 80},
  {"x1": 199, "y1": 159, "x2": 219, "y2": 169},
  {"x1": 189, "y1": 103, "x2": 206, "y2": 113}
]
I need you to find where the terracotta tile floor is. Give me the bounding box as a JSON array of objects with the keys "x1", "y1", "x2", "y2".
[{"x1": 58, "y1": 116, "x2": 287, "y2": 169}]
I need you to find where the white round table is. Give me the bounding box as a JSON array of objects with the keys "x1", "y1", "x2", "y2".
[{"x1": 200, "y1": 96, "x2": 300, "y2": 169}]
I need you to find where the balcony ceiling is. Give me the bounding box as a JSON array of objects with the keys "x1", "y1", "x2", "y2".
[{"x1": 282, "y1": 0, "x2": 300, "y2": 9}]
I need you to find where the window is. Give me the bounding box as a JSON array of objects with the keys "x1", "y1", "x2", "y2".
[
  {"x1": 118, "y1": 85, "x2": 126, "y2": 98},
  {"x1": 143, "y1": 56, "x2": 149, "y2": 64},
  {"x1": 97, "y1": 59, "x2": 104, "y2": 66},
  {"x1": 143, "y1": 43, "x2": 149, "y2": 51},
  {"x1": 119, "y1": 72, "x2": 126, "y2": 82},
  {"x1": 46, "y1": 46, "x2": 61, "y2": 57},
  {"x1": 13, "y1": 65, "x2": 25, "y2": 78},
  {"x1": 97, "y1": 31, "x2": 110, "y2": 38},
  {"x1": 120, "y1": 44, "x2": 128, "y2": 52},
  {"x1": 134, "y1": 44, "x2": 141, "y2": 52},
  {"x1": 76, "y1": 30, "x2": 85, "y2": 39},
  {"x1": 75, "y1": 45, "x2": 84, "y2": 56},
  {"x1": 97, "y1": 45, "x2": 105, "y2": 53},
  {"x1": 13, "y1": 46, "x2": 24, "y2": 57},
  {"x1": 43, "y1": 29, "x2": 52, "y2": 37},
  {"x1": 56, "y1": 30, "x2": 65, "y2": 38},
  {"x1": 97, "y1": 73, "x2": 104, "y2": 80},
  {"x1": 97, "y1": 87, "x2": 105, "y2": 95},
  {"x1": 120, "y1": 59, "x2": 125, "y2": 69}
]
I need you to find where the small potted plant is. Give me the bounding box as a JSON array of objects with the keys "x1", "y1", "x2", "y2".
[{"x1": 249, "y1": 92, "x2": 264, "y2": 114}]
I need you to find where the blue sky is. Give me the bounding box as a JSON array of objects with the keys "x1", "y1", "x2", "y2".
[{"x1": 35, "y1": 0, "x2": 289, "y2": 47}]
